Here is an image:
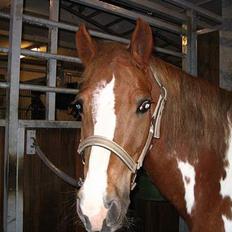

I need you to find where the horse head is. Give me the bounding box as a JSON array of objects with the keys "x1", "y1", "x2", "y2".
[{"x1": 74, "y1": 19, "x2": 162, "y2": 231}]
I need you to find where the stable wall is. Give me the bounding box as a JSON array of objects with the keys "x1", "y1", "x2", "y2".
[
  {"x1": 23, "y1": 128, "x2": 83, "y2": 232},
  {"x1": 1, "y1": 128, "x2": 84, "y2": 232}
]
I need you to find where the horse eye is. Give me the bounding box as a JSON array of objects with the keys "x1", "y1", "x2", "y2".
[
  {"x1": 137, "y1": 100, "x2": 151, "y2": 113},
  {"x1": 75, "y1": 102, "x2": 83, "y2": 113},
  {"x1": 70, "y1": 101, "x2": 83, "y2": 119}
]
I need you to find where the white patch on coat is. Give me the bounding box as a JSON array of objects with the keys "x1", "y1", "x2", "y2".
[
  {"x1": 220, "y1": 121, "x2": 232, "y2": 232},
  {"x1": 80, "y1": 76, "x2": 116, "y2": 230},
  {"x1": 177, "y1": 160, "x2": 196, "y2": 215},
  {"x1": 222, "y1": 215, "x2": 232, "y2": 232}
]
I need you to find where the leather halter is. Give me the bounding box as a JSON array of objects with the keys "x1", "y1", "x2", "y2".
[
  {"x1": 78, "y1": 66, "x2": 167, "y2": 188},
  {"x1": 33, "y1": 66, "x2": 167, "y2": 189}
]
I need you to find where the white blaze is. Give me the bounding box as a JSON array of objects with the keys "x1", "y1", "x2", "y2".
[
  {"x1": 80, "y1": 75, "x2": 116, "y2": 230},
  {"x1": 220, "y1": 120, "x2": 232, "y2": 232},
  {"x1": 177, "y1": 160, "x2": 196, "y2": 215}
]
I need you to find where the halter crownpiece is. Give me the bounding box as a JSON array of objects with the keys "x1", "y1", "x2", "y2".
[{"x1": 78, "y1": 66, "x2": 167, "y2": 188}]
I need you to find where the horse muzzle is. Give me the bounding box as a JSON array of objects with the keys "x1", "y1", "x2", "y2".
[{"x1": 76, "y1": 190, "x2": 129, "y2": 232}]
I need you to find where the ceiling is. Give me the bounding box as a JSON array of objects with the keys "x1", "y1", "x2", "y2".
[{"x1": 0, "y1": 0, "x2": 222, "y2": 81}]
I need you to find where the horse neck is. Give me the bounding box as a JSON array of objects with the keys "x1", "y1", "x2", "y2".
[
  {"x1": 144, "y1": 58, "x2": 232, "y2": 224},
  {"x1": 150, "y1": 57, "x2": 231, "y2": 159}
]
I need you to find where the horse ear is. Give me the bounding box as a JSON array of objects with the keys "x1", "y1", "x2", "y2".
[
  {"x1": 76, "y1": 24, "x2": 97, "y2": 65},
  {"x1": 130, "y1": 18, "x2": 153, "y2": 68}
]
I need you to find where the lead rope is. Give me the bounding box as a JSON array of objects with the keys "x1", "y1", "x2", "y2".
[{"x1": 33, "y1": 138, "x2": 84, "y2": 188}]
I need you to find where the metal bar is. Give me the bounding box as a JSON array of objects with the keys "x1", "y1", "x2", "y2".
[
  {"x1": 4, "y1": 0, "x2": 23, "y2": 231},
  {"x1": 1, "y1": 44, "x2": 183, "y2": 59},
  {"x1": 2, "y1": 46, "x2": 183, "y2": 59},
  {"x1": 21, "y1": 49, "x2": 81, "y2": 63},
  {"x1": 155, "y1": 47, "x2": 182, "y2": 58},
  {"x1": 0, "y1": 82, "x2": 9, "y2": 89},
  {"x1": 0, "y1": 81, "x2": 78, "y2": 94},
  {"x1": 20, "y1": 83, "x2": 79, "y2": 94},
  {"x1": 0, "y1": 119, "x2": 6, "y2": 127},
  {"x1": 105, "y1": 17, "x2": 123, "y2": 27},
  {"x1": 0, "y1": 47, "x2": 9, "y2": 53},
  {"x1": 86, "y1": 10, "x2": 101, "y2": 18},
  {"x1": 118, "y1": 0, "x2": 218, "y2": 30},
  {"x1": 0, "y1": 13, "x2": 183, "y2": 57},
  {"x1": 0, "y1": 11, "x2": 10, "y2": 19},
  {"x1": 61, "y1": 4, "x2": 119, "y2": 35},
  {"x1": 46, "y1": 0, "x2": 59, "y2": 120},
  {"x1": 19, "y1": 120, "x2": 81, "y2": 128},
  {"x1": 0, "y1": 6, "x2": 221, "y2": 34},
  {"x1": 179, "y1": 0, "x2": 216, "y2": 13},
  {"x1": 120, "y1": 28, "x2": 134, "y2": 36},
  {"x1": 70, "y1": 0, "x2": 182, "y2": 33},
  {"x1": 0, "y1": 113, "x2": 79, "y2": 131},
  {"x1": 197, "y1": 19, "x2": 221, "y2": 30},
  {"x1": 168, "y1": 0, "x2": 222, "y2": 23},
  {"x1": 16, "y1": 127, "x2": 25, "y2": 232},
  {"x1": 155, "y1": 31, "x2": 180, "y2": 49},
  {"x1": 197, "y1": 25, "x2": 220, "y2": 35},
  {"x1": 118, "y1": 0, "x2": 186, "y2": 22},
  {"x1": 182, "y1": 10, "x2": 197, "y2": 76},
  {"x1": 22, "y1": 14, "x2": 130, "y2": 43},
  {"x1": 190, "y1": 10, "x2": 198, "y2": 76},
  {"x1": 179, "y1": 217, "x2": 189, "y2": 232},
  {"x1": 0, "y1": 11, "x2": 129, "y2": 43},
  {"x1": 0, "y1": 47, "x2": 81, "y2": 63},
  {"x1": 0, "y1": 119, "x2": 80, "y2": 129},
  {"x1": 197, "y1": 0, "x2": 214, "y2": 6}
]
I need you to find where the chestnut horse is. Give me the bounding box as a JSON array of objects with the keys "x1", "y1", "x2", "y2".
[{"x1": 74, "y1": 19, "x2": 232, "y2": 232}]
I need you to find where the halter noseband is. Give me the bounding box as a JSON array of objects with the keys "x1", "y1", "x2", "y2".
[{"x1": 78, "y1": 66, "x2": 167, "y2": 189}]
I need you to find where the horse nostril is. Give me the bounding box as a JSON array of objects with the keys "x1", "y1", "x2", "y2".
[
  {"x1": 76, "y1": 198, "x2": 92, "y2": 231},
  {"x1": 106, "y1": 200, "x2": 121, "y2": 225}
]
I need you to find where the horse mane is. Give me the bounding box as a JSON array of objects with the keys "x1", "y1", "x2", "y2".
[{"x1": 151, "y1": 57, "x2": 232, "y2": 158}]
